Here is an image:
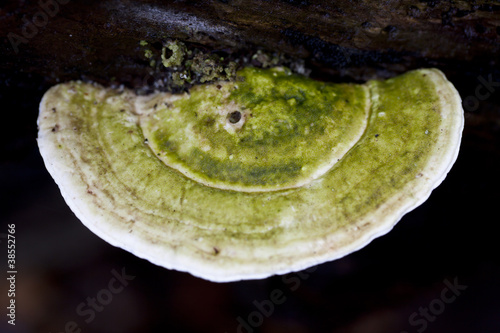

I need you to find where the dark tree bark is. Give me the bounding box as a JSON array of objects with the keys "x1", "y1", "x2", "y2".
[{"x1": 1, "y1": 0, "x2": 500, "y2": 85}]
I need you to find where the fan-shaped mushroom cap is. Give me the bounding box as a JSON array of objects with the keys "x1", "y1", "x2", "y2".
[{"x1": 38, "y1": 67, "x2": 463, "y2": 282}]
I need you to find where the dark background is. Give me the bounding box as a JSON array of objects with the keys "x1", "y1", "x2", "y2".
[{"x1": 1, "y1": 1, "x2": 500, "y2": 332}]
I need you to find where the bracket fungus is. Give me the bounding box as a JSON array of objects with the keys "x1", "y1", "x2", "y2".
[{"x1": 38, "y1": 67, "x2": 463, "y2": 282}]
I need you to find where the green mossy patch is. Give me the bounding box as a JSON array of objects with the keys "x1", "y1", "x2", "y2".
[{"x1": 140, "y1": 67, "x2": 369, "y2": 191}]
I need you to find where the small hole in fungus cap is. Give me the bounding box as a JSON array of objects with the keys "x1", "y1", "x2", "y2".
[{"x1": 228, "y1": 111, "x2": 242, "y2": 124}]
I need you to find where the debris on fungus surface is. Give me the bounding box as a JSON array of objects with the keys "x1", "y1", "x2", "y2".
[{"x1": 37, "y1": 65, "x2": 463, "y2": 282}]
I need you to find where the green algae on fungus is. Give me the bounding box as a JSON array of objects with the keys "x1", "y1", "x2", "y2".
[
  {"x1": 37, "y1": 67, "x2": 463, "y2": 282},
  {"x1": 140, "y1": 67, "x2": 369, "y2": 191}
]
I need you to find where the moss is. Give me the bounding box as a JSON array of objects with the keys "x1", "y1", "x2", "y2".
[
  {"x1": 161, "y1": 41, "x2": 188, "y2": 68},
  {"x1": 189, "y1": 53, "x2": 225, "y2": 82},
  {"x1": 171, "y1": 72, "x2": 191, "y2": 86},
  {"x1": 224, "y1": 61, "x2": 238, "y2": 78},
  {"x1": 251, "y1": 50, "x2": 280, "y2": 68},
  {"x1": 138, "y1": 39, "x2": 308, "y2": 92},
  {"x1": 158, "y1": 41, "x2": 240, "y2": 88}
]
